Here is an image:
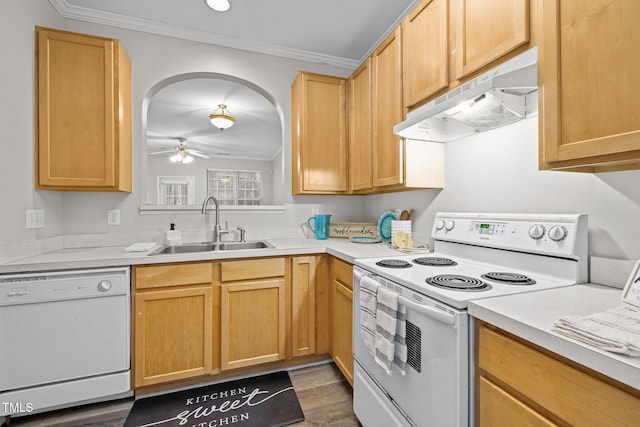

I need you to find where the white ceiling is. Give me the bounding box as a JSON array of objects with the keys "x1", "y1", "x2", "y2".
[
  {"x1": 49, "y1": 0, "x2": 418, "y2": 68},
  {"x1": 49, "y1": 0, "x2": 418, "y2": 161}
]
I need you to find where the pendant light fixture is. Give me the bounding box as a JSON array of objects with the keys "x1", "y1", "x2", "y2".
[
  {"x1": 205, "y1": 0, "x2": 231, "y2": 12},
  {"x1": 209, "y1": 104, "x2": 235, "y2": 131}
]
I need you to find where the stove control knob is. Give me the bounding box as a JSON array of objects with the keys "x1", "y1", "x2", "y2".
[
  {"x1": 97, "y1": 280, "x2": 112, "y2": 292},
  {"x1": 528, "y1": 224, "x2": 546, "y2": 240},
  {"x1": 445, "y1": 220, "x2": 455, "y2": 231},
  {"x1": 548, "y1": 225, "x2": 568, "y2": 242},
  {"x1": 435, "y1": 219, "x2": 445, "y2": 230}
]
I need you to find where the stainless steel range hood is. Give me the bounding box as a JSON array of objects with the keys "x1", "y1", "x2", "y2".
[{"x1": 394, "y1": 47, "x2": 538, "y2": 142}]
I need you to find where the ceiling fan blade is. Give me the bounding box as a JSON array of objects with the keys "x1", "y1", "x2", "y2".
[
  {"x1": 149, "y1": 150, "x2": 175, "y2": 155},
  {"x1": 190, "y1": 151, "x2": 210, "y2": 159}
]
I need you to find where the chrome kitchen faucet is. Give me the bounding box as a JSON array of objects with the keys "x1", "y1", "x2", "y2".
[{"x1": 201, "y1": 196, "x2": 229, "y2": 243}]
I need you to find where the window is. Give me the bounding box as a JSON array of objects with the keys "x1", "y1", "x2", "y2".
[
  {"x1": 207, "y1": 169, "x2": 263, "y2": 206},
  {"x1": 157, "y1": 176, "x2": 195, "y2": 205}
]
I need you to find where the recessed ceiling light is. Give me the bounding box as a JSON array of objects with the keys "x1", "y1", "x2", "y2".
[{"x1": 205, "y1": 0, "x2": 231, "y2": 12}]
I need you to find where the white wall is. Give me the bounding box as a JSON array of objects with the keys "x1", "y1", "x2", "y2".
[
  {"x1": 3, "y1": 0, "x2": 639, "y2": 261},
  {"x1": 364, "y1": 117, "x2": 640, "y2": 260},
  {"x1": 0, "y1": 0, "x2": 364, "y2": 249}
]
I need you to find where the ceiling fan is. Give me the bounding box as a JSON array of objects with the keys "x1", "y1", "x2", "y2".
[{"x1": 148, "y1": 137, "x2": 210, "y2": 164}]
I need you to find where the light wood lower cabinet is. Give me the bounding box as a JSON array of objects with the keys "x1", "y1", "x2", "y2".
[
  {"x1": 133, "y1": 263, "x2": 216, "y2": 388},
  {"x1": 477, "y1": 322, "x2": 640, "y2": 426},
  {"x1": 291, "y1": 256, "x2": 316, "y2": 357},
  {"x1": 132, "y1": 255, "x2": 332, "y2": 389},
  {"x1": 220, "y1": 258, "x2": 286, "y2": 371},
  {"x1": 221, "y1": 278, "x2": 286, "y2": 370},
  {"x1": 330, "y1": 257, "x2": 354, "y2": 386}
]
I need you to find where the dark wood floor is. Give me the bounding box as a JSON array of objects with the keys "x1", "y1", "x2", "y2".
[{"x1": 6, "y1": 362, "x2": 361, "y2": 427}]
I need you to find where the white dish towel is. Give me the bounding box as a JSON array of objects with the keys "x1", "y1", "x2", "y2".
[
  {"x1": 552, "y1": 304, "x2": 640, "y2": 357},
  {"x1": 359, "y1": 276, "x2": 379, "y2": 354},
  {"x1": 375, "y1": 286, "x2": 407, "y2": 375}
]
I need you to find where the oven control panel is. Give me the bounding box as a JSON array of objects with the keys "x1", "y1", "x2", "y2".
[{"x1": 431, "y1": 212, "x2": 588, "y2": 259}]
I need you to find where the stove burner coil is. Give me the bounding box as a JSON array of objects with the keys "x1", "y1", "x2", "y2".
[
  {"x1": 375, "y1": 259, "x2": 413, "y2": 269},
  {"x1": 481, "y1": 272, "x2": 536, "y2": 285},
  {"x1": 425, "y1": 274, "x2": 491, "y2": 291},
  {"x1": 412, "y1": 257, "x2": 457, "y2": 267}
]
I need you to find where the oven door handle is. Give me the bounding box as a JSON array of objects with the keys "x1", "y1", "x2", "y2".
[{"x1": 398, "y1": 295, "x2": 456, "y2": 325}]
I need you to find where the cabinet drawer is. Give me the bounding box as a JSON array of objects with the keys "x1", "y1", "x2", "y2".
[
  {"x1": 333, "y1": 258, "x2": 353, "y2": 289},
  {"x1": 220, "y1": 258, "x2": 285, "y2": 282},
  {"x1": 135, "y1": 263, "x2": 213, "y2": 289},
  {"x1": 478, "y1": 325, "x2": 640, "y2": 426},
  {"x1": 478, "y1": 377, "x2": 556, "y2": 427}
]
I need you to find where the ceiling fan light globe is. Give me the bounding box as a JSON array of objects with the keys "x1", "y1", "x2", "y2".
[{"x1": 205, "y1": 0, "x2": 230, "y2": 12}]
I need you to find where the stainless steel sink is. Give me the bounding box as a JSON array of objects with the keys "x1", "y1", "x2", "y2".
[
  {"x1": 148, "y1": 240, "x2": 273, "y2": 255},
  {"x1": 148, "y1": 243, "x2": 217, "y2": 255},
  {"x1": 217, "y1": 241, "x2": 273, "y2": 251}
]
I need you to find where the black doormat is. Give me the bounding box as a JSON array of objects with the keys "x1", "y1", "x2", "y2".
[{"x1": 124, "y1": 371, "x2": 304, "y2": 427}]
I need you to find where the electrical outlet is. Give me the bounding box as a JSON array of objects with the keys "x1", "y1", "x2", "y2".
[
  {"x1": 26, "y1": 209, "x2": 45, "y2": 229},
  {"x1": 108, "y1": 209, "x2": 120, "y2": 225}
]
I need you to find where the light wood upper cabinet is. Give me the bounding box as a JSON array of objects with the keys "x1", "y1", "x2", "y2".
[
  {"x1": 349, "y1": 59, "x2": 374, "y2": 192},
  {"x1": 372, "y1": 28, "x2": 404, "y2": 188},
  {"x1": 453, "y1": 0, "x2": 530, "y2": 81},
  {"x1": 133, "y1": 263, "x2": 215, "y2": 388},
  {"x1": 35, "y1": 27, "x2": 131, "y2": 191},
  {"x1": 402, "y1": 0, "x2": 449, "y2": 108},
  {"x1": 477, "y1": 322, "x2": 640, "y2": 426},
  {"x1": 291, "y1": 72, "x2": 348, "y2": 194},
  {"x1": 348, "y1": 25, "x2": 445, "y2": 193},
  {"x1": 402, "y1": 0, "x2": 533, "y2": 109},
  {"x1": 538, "y1": 0, "x2": 640, "y2": 172}
]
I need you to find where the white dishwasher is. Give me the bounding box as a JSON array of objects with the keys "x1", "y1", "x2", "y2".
[{"x1": 0, "y1": 267, "x2": 132, "y2": 418}]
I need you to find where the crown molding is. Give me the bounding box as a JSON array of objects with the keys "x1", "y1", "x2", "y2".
[{"x1": 48, "y1": 0, "x2": 361, "y2": 70}]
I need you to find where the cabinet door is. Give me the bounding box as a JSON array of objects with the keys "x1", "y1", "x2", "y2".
[
  {"x1": 349, "y1": 59, "x2": 374, "y2": 192},
  {"x1": 291, "y1": 72, "x2": 348, "y2": 194},
  {"x1": 372, "y1": 28, "x2": 404, "y2": 188},
  {"x1": 454, "y1": 0, "x2": 529, "y2": 80},
  {"x1": 332, "y1": 279, "x2": 354, "y2": 386},
  {"x1": 134, "y1": 287, "x2": 212, "y2": 387},
  {"x1": 221, "y1": 279, "x2": 286, "y2": 370},
  {"x1": 539, "y1": 0, "x2": 640, "y2": 170},
  {"x1": 35, "y1": 27, "x2": 131, "y2": 191},
  {"x1": 403, "y1": 0, "x2": 449, "y2": 108},
  {"x1": 291, "y1": 257, "x2": 316, "y2": 357},
  {"x1": 331, "y1": 257, "x2": 354, "y2": 385}
]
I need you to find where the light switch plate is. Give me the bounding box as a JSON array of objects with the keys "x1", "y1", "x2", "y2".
[
  {"x1": 108, "y1": 209, "x2": 121, "y2": 225},
  {"x1": 26, "y1": 209, "x2": 44, "y2": 229}
]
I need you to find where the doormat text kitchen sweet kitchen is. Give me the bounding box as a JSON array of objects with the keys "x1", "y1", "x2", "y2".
[{"x1": 124, "y1": 371, "x2": 304, "y2": 427}]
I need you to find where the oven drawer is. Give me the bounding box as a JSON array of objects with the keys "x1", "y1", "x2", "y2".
[{"x1": 354, "y1": 363, "x2": 412, "y2": 427}]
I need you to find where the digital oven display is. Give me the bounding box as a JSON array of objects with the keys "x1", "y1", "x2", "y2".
[
  {"x1": 479, "y1": 223, "x2": 492, "y2": 234},
  {"x1": 472, "y1": 221, "x2": 505, "y2": 236}
]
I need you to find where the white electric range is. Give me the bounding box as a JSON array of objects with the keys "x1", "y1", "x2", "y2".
[{"x1": 352, "y1": 212, "x2": 588, "y2": 427}]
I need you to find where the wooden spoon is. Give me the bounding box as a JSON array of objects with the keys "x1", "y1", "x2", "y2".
[
  {"x1": 407, "y1": 209, "x2": 414, "y2": 220},
  {"x1": 400, "y1": 210, "x2": 409, "y2": 220}
]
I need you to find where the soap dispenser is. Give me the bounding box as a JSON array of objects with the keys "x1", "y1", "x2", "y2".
[{"x1": 165, "y1": 223, "x2": 182, "y2": 246}]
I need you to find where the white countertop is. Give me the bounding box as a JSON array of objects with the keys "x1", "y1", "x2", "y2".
[
  {"x1": 469, "y1": 284, "x2": 640, "y2": 391},
  {"x1": 0, "y1": 237, "x2": 404, "y2": 274}
]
